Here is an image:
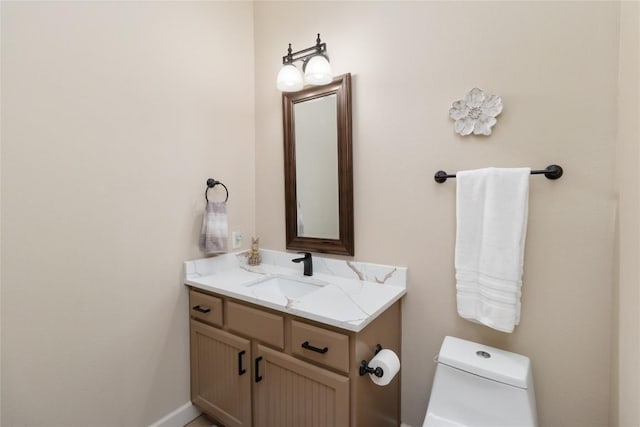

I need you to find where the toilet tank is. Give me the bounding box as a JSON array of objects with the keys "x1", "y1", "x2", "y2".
[{"x1": 424, "y1": 336, "x2": 537, "y2": 427}]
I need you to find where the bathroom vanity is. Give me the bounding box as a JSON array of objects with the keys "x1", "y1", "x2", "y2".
[{"x1": 185, "y1": 250, "x2": 406, "y2": 427}]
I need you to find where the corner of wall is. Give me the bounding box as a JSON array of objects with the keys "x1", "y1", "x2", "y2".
[{"x1": 612, "y1": 1, "x2": 640, "y2": 426}]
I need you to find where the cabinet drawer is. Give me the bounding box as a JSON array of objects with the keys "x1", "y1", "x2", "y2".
[
  {"x1": 189, "y1": 290, "x2": 223, "y2": 327},
  {"x1": 226, "y1": 301, "x2": 284, "y2": 350},
  {"x1": 291, "y1": 320, "x2": 350, "y2": 373}
]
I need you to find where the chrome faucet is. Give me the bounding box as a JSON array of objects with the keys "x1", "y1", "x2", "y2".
[{"x1": 292, "y1": 252, "x2": 313, "y2": 276}]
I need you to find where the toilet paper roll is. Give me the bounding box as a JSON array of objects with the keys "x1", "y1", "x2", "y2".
[{"x1": 368, "y1": 349, "x2": 400, "y2": 386}]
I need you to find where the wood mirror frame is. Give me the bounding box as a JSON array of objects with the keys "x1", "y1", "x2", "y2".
[{"x1": 283, "y1": 73, "x2": 354, "y2": 256}]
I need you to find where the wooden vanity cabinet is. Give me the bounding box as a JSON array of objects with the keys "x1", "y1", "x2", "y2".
[
  {"x1": 190, "y1": 320, "x2": 252, "y2": 427},
  {"x1": 253, "y1": 345, "x2": 350, "y2": 427},
  {"x1": 188, "y1": 287, "x2": 401, "y2": 427}
]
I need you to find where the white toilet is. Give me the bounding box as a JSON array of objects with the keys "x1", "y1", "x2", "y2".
[{"x1": 423, "y1": 336, "x2": 538, "y2": 427}]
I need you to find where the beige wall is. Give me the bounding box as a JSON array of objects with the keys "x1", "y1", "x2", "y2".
[
  {"x1": 255, "y1": 2, "x2": 619, "y2": 426},
  {"x1": 1, "y1": 2, "x2": 255, "y2": 426},
  {"x1": 613, "y1": 1, "x2": 640, "y2": 426}
]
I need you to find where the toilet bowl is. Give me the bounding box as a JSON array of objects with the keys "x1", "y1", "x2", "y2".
[{"x1": 423, "y1": 336, "x2": 537, "y2": 427}]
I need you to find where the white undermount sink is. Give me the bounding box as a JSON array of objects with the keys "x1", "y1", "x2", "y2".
[{"x1": 245, "y1": 277, "x2": 323, "y2": 299}]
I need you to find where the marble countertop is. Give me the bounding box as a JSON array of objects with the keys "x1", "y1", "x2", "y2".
[{"x1": 184, "y1": 249, "x2": 407, "y2": 332}]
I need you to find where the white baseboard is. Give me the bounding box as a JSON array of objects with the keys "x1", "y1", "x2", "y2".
[
  {"x1": 149, "y1": 402, "x2": 201, "y2": 427},
  {"x1": 149, "y1": 402, "x2": 409, "y2": 427}
]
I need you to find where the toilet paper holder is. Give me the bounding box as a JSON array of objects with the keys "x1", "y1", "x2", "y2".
[{"x1": 359, "y1": 344, "x2": 384, "y2": 377}]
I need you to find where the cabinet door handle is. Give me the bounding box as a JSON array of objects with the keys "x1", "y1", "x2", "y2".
[
  {"x1": 238, "y1": 350, "x2": 246, "y2": 376},
  {"x1": 254, "y1": 356, "x2": 263, "y2": 383},
  {"x1": 192, "y1": 305, "x2": 211, "y2": 314},
  {"x1": 301, "y1": 341, "x2": 329, "y2": 354}
]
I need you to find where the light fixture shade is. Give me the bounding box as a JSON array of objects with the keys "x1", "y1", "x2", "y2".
[
  {"x1": 304, "y1": 55, "x2": 332, "y2": 85},
  {"x1": 276, "y1": 64, "x2": 304, "y2": 92}
]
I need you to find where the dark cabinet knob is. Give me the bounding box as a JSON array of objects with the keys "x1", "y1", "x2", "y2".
[
  {"x1": 192, "y1": 305, "x2": 211, "y2": 314},
  {"x1": 238, "y1": 350, "x2": 246, "y2": 376},
  {"x1": 255, "y1": 356, "x2": 263, "y2": 383},
  {"x1": 301, "y1": 341, "x2": 328, "y2": 354}
]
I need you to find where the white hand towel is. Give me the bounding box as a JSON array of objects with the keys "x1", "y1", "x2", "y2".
[
  {"x1": 199, "y1": 201, "x2": 228, "y2": 254},
  {"x1": 455, "y1": 167, "x2": 530, "y2": 332}
]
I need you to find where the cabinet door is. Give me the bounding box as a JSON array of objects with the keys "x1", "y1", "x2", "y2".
[
  {"x1": 253, "y1": 344, "x2": 350, "y2": 427},
  {"x1": 190, "y1": 319, "x2": 252, "y2": 427}
]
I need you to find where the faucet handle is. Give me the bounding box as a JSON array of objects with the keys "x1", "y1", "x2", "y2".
[{"x1": 291, "y1": 252, "x2": 311, "y2": 262}]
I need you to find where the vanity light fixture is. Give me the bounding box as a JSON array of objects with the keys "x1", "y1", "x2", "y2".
[{"x1": 276, "y1": 33, "x2": 333, "y2": 92}]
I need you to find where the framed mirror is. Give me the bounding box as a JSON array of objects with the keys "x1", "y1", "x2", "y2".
[{"x1": 283, "y1": 73, "x2": 353, "y2": 256}]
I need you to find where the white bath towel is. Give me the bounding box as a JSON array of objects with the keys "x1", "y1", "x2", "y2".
[
  {"x1": 199, "y1": 201, "x2": 228, "y2": 254},
  {"x1": 455, "y1": 167, "x2": 530, "y2": 333}
]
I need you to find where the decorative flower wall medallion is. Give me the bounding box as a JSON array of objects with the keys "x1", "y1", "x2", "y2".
[{"x1": 449, "y1": 88, "x2": 503, "y2": 136}]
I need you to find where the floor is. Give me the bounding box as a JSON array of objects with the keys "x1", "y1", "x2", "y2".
[{"x1": 184, "y1": 414, "x2": 218, "y2": 427}]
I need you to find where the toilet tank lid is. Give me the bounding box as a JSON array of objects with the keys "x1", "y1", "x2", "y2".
[{"x1": 438, "y1": 336, "x2": 532, "y2": 389}]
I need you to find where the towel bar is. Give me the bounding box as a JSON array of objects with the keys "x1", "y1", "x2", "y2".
[{"x1": 434, "y1": 164, "x2": 563, "y2": 183}]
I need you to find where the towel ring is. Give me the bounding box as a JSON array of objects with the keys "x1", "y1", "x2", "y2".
[{"x1": 205, "y1": 178, "x2": 229, "y2": 203}]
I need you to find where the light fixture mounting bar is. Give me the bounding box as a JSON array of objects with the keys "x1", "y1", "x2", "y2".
[{"x1": 282, "y1": 34, "x2": 327, "y2": 65}]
